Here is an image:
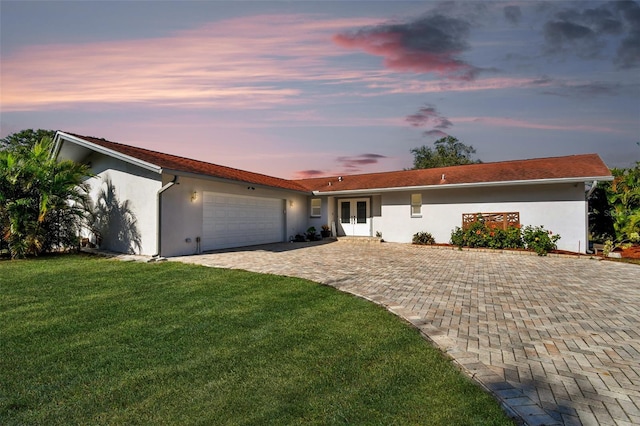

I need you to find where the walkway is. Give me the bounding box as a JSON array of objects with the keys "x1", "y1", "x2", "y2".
[{"x1": 171, "y1": 241, "x2": 640, "y2": 425}]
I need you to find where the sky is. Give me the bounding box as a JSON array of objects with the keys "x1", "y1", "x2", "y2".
[{"x1": 1, "y1": 1, "x2": 639, "y2": 179}]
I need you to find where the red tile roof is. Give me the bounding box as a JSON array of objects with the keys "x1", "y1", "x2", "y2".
[
  {"x1": 295, "y1": 154, "x2": 612, "y2": 193},
  {"x1": 61, "y1": 133, "x2": 612, "y2": 194},
  {"x1": 63, "y1": 133, "x2": 310, "y2": 192}
]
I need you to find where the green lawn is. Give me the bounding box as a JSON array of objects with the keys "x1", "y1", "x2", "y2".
[{"x1": 1, "y1": 255, "x2": 514, "y2": 425}]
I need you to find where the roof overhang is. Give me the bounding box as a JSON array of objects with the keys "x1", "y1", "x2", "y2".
[
  {"x1": 161, "y1": 169, "x2": 312, "y2": 194},
  {"x1": 52, "y1": 131, "x2": 162, "y2": 174},
  {"x1": 52, "y1": 132, "x2": 310, "y2": 193},
  {"x1": 312, "y1": 175, "x2": 615, "y2": 196}
]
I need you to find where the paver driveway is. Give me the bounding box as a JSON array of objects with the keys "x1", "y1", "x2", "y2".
[{"x1": 171, "y1": 241, "x2": 640, "y2": 426}]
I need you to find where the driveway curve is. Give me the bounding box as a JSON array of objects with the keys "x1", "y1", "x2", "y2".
[{"x1": 171, "y1": 241, "x2": 640, "y2": 426}]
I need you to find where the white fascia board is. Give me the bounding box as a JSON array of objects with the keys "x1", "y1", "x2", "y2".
[
  {"x1": 54, "y1": 131, "x2": 162, "y2": 174},
  {"x1": 162, "y1": 169, "x2": 312, "y2": 195},
  {"x1": 312, "y1": 175, "x2": 615, "y2": 196},
  {"x1": 51, "y1": 132, "x2": 64, "y2": 158}
]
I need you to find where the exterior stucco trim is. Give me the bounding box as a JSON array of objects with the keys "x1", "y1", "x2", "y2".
[
  {"x1": 312, "y1": 175, "x2": 615, "y2": 196},
  {"x1": 54, "y1": 132, "x2": 162, "y2": 174},
  {"x1": 162, "y1": 169, "x2": 312, "y2": 195}
]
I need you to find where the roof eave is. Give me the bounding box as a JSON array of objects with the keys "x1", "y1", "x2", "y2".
[
  {"x1": 51, "y1": 132, "x2": 63, "y2": 159},
  {"x1": 312, "y1": 175, "x2": 615, "y2": 196},
  {"x1": 162, "y1": 169, "x2": 312, "y2": 194},
  {"x1": 54, "y1": 131, "x2": 162, "y2": 174}
]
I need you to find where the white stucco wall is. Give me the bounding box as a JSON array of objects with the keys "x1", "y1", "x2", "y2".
[
  {"x1": 81, "y1": 150, "x2": 589, "y2": 256},
  {"x1": 306, "y1": 197, "x2": 326, "y2": 233},
  {"x1": 319, "y1": 195, "x2": 382, "y2": 237},
  {"x1": 377, "y1": 183, "x2": 588, "y2": 253},
  {"x1": 85, "y1": 153, "x2": 161, "y2": 255},
  {"x1": 159, "y1": 174, "x2": 308, "y2": 257}
]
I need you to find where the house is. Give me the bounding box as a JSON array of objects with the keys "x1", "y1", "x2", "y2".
[{"x1": 53, "y1": 131, "x2": 613, "y2": 256}]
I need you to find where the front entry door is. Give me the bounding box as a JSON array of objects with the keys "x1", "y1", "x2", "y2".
[{"x1": 339, "y1": 198, "x2": 370, "y2": 236}]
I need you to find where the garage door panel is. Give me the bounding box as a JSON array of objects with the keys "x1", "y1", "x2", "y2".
[{"x1": 202, "y1": 192, "x2": 284, "y2": 251}]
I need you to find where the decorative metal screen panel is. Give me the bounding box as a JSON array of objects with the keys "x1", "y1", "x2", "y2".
[{"x1": 462, "y1": 212, "x2": 520, "y2": 230}]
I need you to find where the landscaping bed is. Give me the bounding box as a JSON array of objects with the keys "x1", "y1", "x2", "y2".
[
  {"x1": 619, "y1": 245, "x2": 640, "y2": 259},
  {"x1": 414, "y1": 242, "x2": 590, "y2": 258}
]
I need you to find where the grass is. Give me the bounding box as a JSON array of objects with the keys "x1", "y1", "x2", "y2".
[{"x1": 1, "y1": 255, "x2": 514, "y2": 425}]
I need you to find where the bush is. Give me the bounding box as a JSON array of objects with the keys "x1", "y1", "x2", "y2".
[
  {"x1": 306, "y1": 226, "x2": 319, "y2": 241},
  {"x1": 603, "y1": 232, "x2": 640, "y2": 257},
  {"x1": 449, "y1": 221, "x2": 571, "y2": 252},
  {"x1": 1, "y1": 135, "x2": 91, "y2": 258},
  {"x1": 451, "y1": 222, "x2": 562, "y2": 255},
  {"x1": 450, "y1": 221, "x2": 525, "y2": 250},
  {"x1": 521, "y1": 225, "x2": 561, "y2": 256},
  {"x1": 500, "y1": 226, "x2": 526, "y2": 249},
  {"x1": 412, "y1": 231, "x2": 435, "y2": 245},
  {"x1": 463, "y1": 221, "x2": 490, "y2": 248},
  {"x1": 450, "y1": 227, "x2": 465, "y2": 247}
]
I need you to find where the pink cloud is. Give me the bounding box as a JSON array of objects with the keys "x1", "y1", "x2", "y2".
[
  {"x1": 405, "y1": 104, "x2": 453, "y2": 138},
  {"x1": 406, "y1": 105, "x2": 452, "y2": 129},
  {"x1": 293, "y1": 153, "x2": 390, "y2": 178},
  {"x1": 335, "y1": 153, "x2": 388, "y2": 173},
  {"x1": 455, "y1": 116, "x2": 621, "y2": 133},
  {"x1": 423, "y1": 130, "x2": 449, "y2": 138},
  {"x1": 1, "y1": 14, "x2": 379, "y2": 111},
  {"x1": 293, "y1": 169, "x2": 327, "y2": 179},
  {"x1": 365, "y1": 77, "x2": 555, "y2": 95},
  {"x1": 333, "y1": 14, "x2": 479, "y2": 80}
]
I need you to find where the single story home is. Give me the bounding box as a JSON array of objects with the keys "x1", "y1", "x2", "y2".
[{"x1": 53, "y1": 131, "x2": 613, "y2": 256}]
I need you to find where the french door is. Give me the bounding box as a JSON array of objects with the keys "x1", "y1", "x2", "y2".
[{"x1": 339, "y1": 198, "x2": 370, "y2": 236}]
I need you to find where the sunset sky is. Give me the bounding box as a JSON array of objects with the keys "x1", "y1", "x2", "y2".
[{"x1": 1, "y1": 1, "x2": 639, "y2": 179}]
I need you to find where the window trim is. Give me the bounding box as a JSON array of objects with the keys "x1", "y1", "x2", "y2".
[
  {"x1": 310, "y1": 198, "x2": 321, "y2": 217},
  {"x1": 411, "y1": 193, "x2": 422, "y2": 217}
]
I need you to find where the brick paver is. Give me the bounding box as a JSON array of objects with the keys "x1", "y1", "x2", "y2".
[{"x1": 170, "y1": 241, "x2": 640, "y2": 426}]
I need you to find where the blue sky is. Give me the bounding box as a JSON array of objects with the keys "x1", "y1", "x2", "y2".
[{"x1": 1, "y1": 1, "x2": 638, "y2": 178}]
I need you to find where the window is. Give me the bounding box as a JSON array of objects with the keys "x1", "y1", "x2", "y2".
[
  {"x1": 411, "y1": 193, "x2": 422, "y2": 217},
  {"x1": 340, "y1": 201, "x2": 350, "y2": 223},
  {"x1": 356, "y1": 201, "x2": 367, "y2": 223},
  {"x1": 310, "y1": 198, "x2": 321, "y2": 217}
]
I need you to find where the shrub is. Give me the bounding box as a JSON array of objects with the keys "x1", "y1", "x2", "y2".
[
  {"x1": 603, "y1": 232, "x2": 640, "y2": 257},
  {"x1": 306, "y1": 226, "x2": 319, "y2": 241},
  {"x1": 450, "y1": 227, "x2": 465, "y2": 247},
  {"x1": 1, "y1": 135, "x2": 91, "y2": 258},
  {"x1": 450, "y1": 222, "x2": 561, "y2": 255},
  {"x1": 412, "y1": 231, "x2": 435, "y2": 245},
  {"x1": 464, "y1": 221, "x2": 491, "y2": 248},
  {"x1": 521, "y1": 225, "x2": 561, "y2": 256},
  {"x1": 450, "y1": 222, "x2": 525, "y2": 250},
  {"x1": 502, "y1": 226, "x2": 526, "y2": 249}
]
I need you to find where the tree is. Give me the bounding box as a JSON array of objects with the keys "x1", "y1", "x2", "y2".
[
  {"x1": 0, "y1": 134, "x2": 91, "y2": 258},
  {"x1": 0, "y1": 129, "x2": 56, "y2": 155},
  {"x1": 589, "y1": 162, "x2": 640, "y2": 244},
  {"x1": 588, "y1": 184, "x2": 615, "y2": 241},
  {"x1": 609, "y1": 163, "x2": 640, "y2": 240},
  {"x1": 410, "y1": 136, "x2": 481, "y2": 169}
]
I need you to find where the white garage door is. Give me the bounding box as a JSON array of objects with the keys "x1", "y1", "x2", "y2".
[{"x1": 202, "y1": 192, "x2": 285, "y2": 251}]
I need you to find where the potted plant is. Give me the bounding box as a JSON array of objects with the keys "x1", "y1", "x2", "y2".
[
  {"x1": 321, "y1": 224, "x2": 331, "y2": 238},
  {"x1": 306, "y1": 226, "x2": 319, "y2": 241}
]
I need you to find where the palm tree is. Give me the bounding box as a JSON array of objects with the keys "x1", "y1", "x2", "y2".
[{"x1": 0, "y1": 136, "x2": 91, "y2": 258}]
